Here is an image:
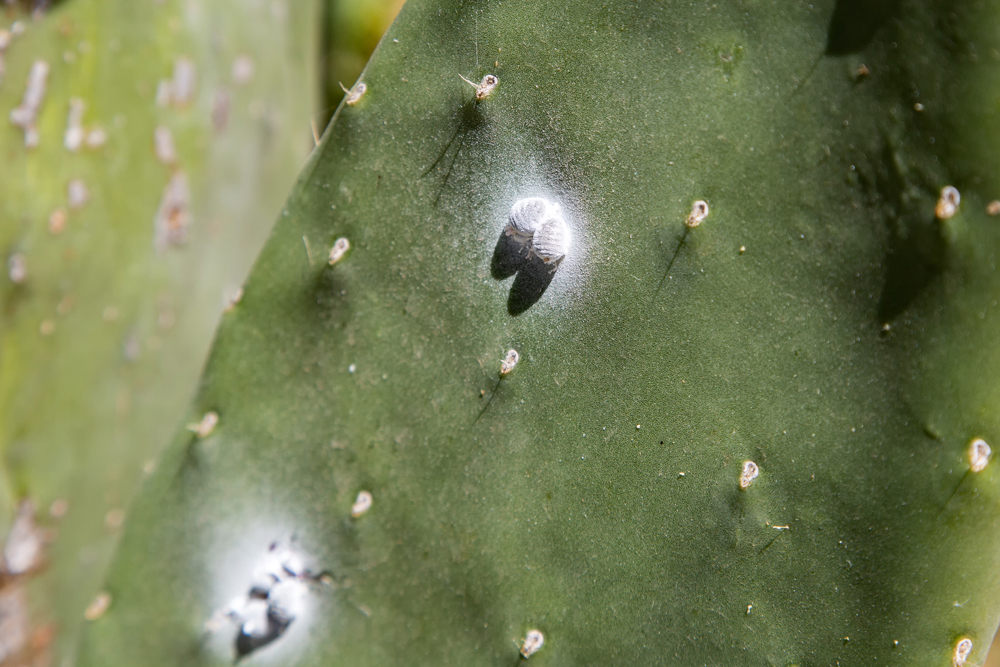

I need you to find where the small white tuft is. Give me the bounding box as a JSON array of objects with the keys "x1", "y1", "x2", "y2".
[
  {"x1": 154, "y1": 171, "x2": 191, "y2": 250},
  {"x1": 188, "y1": 411, "x2": 219, "y2": 438},
  {"x1": 340, "y1": 81, "x2": 367, "y2": 105},
  {"x1": 460, "y1": 73, "x2": 498, "y2": 101},
  {"x1": 500, "y1": 349, "x2": 519, "y2": 376},
  {"x1": 351, "y1": 491, "x2": 373, "y2": 518},
  {"x1": 739, "y1": 460, "x2": 759, "y2": 489},
  {"x1": 64, "y1": 98, "x2": 86, "y2": 151},
  {"x1": 686, "y1": 200, "x2": 709, "y2": 228},
  {"x1": 329, "y1": 237, "x2": 350, "y2": 265},
  {"x1": 10, "y1": 60, "x2": 49, "y2": 148},
  {"x1": 84, "y1": 592, "x2": 112, "y2": 621},
  {"x1": 969, "y1": 438, "x2": 991, "y2": 473},
  {"x1": 154, "y1": 125, "x2": 177, "y2": 165},
  {"x1": 520, "y1": 629, "x2": 544, "y2": 658},
  {"x1": 936, "y1": 186, "x2": 960, "y2": 220},
  {"x1": 8, "y1": 253, "x2": 26, "y2": 284},
  {"x1": 231, "y1": 54, "x2": 255, "y2": 84},
  {"x1": 953, "y1": 637, "x2": 973, "y2": 667}
]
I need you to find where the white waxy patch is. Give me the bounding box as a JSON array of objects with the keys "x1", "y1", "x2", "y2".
[
  {"x1": 739, "y1": 460, "x2": 759, "y2": 489},
  {"x1": 84, "y1": 591, "x2": 112, "y2": 621},
  {"x1": 351, "y1": 490, "x2": 373, "y2": 518},
  {"x1": 232, "y1": 54, "x2": 255, "y2": 84},
  {"x1": 530, "y1": 212, "x2": 571, "y2": 269},
  {"x1": 686, "y1": 200, "x2": 710, "y2": 228},
  {"x1": 154, "y1": 125, "x2": 177, "y2": 165},
  {"x1": 86, "y1": 126, "x2": 107, "y2": 149},
  {"x1": 10, "y1": 60, "x2": 49, "y2": 148},
  {"x1": 154, "y1": 171, "x2": 192, "y2": 250},
  {"x1": 2, "y1": 500, "x2": 44, "y2": 576},
  {"x1": 67, "y1": 179, "x2": 89, "y2": 209},
  {"x1": 212, "y1": 89, "x2": 231, "y2": 132},
  {"x1": 505, "y1": 197, "x2": 553, "y2": 243},
  {"x1": 8, "y1": 253, "x2": 26, "y2": 284},
  {"x1": 500, "y1": 349, "x2": 519, "y2": 376},
  {"x1": 936, "y1": 186, "x2": 960, "y2": 220},
  {"x1": 329, "y1": 237, "x2": 350, "y2": 265},
  {"x1": 188, "y1": 411, "x2": 219, "y2": 438},
  {"x1": 64, "y1": 98, "x2": 86, "y2": 151},
  {"x1": 953, "y1": 637, "x2": 973, "y2": 667},
  {"x1": 969, "y1": 438, "x2": 991, "y2": 473},
  {"x1": 460, "y1": 73, "x2": 498, "y2": 100},
  {"x1": 171, "y1": 56, "x2": 197, "y2": 106},
  {"x1": 340, "y1": 81, "x2": 367, "y2": 106},
  {"x1": 520, "y1": 629, "x2": 544, "y2": 658},
  {"x1": 49, "y1": 208, "x2": 67, "y2": 235}
]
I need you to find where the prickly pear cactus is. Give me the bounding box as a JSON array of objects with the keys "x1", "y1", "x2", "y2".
[
  {"x1": 0, "y1": 0, "x2": 317, "y2": 662},
  {"x1": 77, "y1": 0, "x2": 1000, "y2": 665}
]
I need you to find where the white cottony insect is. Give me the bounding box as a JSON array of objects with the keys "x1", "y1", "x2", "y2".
[
  {"x1": 530, "y1": 213, "x2": 571, "y2": 269},
  {"x1": 739, "y1": 460, "x2": 759, "y2": 489},
  {"x1": 339, "y1": 81, "x2": 367, "y2": 105},
  {"x1": 936, "y1": 186, "x2": 960, "y2": 220},
  {"x1": 352, "y1": 490, "x2": 373, "y2": 517},
  {"x1": 969, "y1": 438, "x2": 991, "y2": 473},
  {"x1": 954, "y1": 637, "x2": 973, "y2": 667},
  {"x1": 329, "y1": 237, "x2": 350, "y2": 265},
  {"x1": 500, "y1": 349, "x2": 519, "y2": 376},
  {"x1": 459, "y1": 73, "x2": 498, "y2": 101},
  {"x1": 520, "y1": 629, "x2": 544, "y2": 658},
  {"x1": 505, "y1": 197, "x2": 552, "y2": 243},
  {"x1": 686, "y1": 200, "x2": 709, "y2": 228}
]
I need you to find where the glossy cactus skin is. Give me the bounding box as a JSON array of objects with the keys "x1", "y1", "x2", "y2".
[
  {"x1": 0, "y1": 0, "x2": 318, "y2": 661},
  {"x1": 77, "y1": 0, "x2": 1000, "y2": 665}
]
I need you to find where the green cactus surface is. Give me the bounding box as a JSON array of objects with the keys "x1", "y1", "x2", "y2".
[
  {"x1": 78, "y1": 0, "x2": 1000, "y2": 665},
  {"x1": 0, "y1": 0, "x2": 318, "y2": 661}
]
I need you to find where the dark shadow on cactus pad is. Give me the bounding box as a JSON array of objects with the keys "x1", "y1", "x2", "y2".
[
  {"x1": 491, "y1": 232, "x2": 528, "y2": 279},
  {"x1": 825, "y1": 0, "x2": 901, "y2": 55},
  {"x1": 877, "y1": 219, "x2": 945, "y2": 324},
  {"x1": 508, "y1": 257, "x2": 556, "y2": 316}
]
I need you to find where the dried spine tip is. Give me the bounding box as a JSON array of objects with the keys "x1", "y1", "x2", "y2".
[
  {"x1": 351, "y1": 491, "x2": 373, "y2": 517},
  {"x1": 339, "y1": 81, "x2": 367, "y2": 105},
  {"x1": 84, "y1": 592, "x2": 112, "y2": 621},
  {"x1": 10, "y1": 60, "x2": 49, "y2": 147},
  {"x1": 188, "y1": 411, "x2": 219, "y2": 438},
  {"x1": 936, "y1": 186, "x2": 960, "y2": 220},
  {"x1": 500, "y1": 349, "x2": 519, "y2": 376},
  {"x1": 954, "y1": 637, "x2": 973, "y2": 667},
  {"x1": 969, "y1": 438, "x2": 991, "y2": 473},
  {"x1": 329, "y1": 237, "x2": 350, "y2": 265},
  {"x1": 460, "y1": 73, "x2": 498, "y2": 100},
  {"x1": 520, "y1": 629, "x2": 544, "y2": 658},
  {"x1": 686, "y1": 200, "x2": 709, "y2": 228},
  {"x1": 739, "y1": 460, "x2": 759, "y2": 489}
]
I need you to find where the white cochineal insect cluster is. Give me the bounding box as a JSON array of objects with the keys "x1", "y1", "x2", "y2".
[
  {"x1": 206, "y1": 541, "x2": 323, "y2": 659},
  {"x1": 505, "y1": 197, "x2": 570, "y2": 270}
]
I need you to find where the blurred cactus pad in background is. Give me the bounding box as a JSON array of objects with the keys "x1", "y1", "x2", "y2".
[{"x1": 4, "y1": 0, "x2": 1000, "y2": 665}]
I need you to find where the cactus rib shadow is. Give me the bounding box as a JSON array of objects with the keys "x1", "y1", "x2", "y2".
[{"x1": 490, "y1": 232, "x2": 555, "y2": 316}]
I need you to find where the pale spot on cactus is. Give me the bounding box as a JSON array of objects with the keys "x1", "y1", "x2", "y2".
[
  {"x1": 48, "y1": 208, "x2": 67, "y2": 235},
  {"x1": 157, "y1": 57, "x2": 197, "y2": 108},
  {"x1": 500, "y1": 349, "x2": 519, "y2": 376},
  {"x1": 953, "y1": 637, "x2": 973, "y2": 667},
  {"x1": 7, "y1": 253, "x2": 26, "y2": 284},
  {"x1": 520, "y1": 629, "x2": 544, "y2": 658},
  {"x1": 351, "y1": 491, "x2": 373, "y2": 518},
  {"x1": 935, "y1": 186, "x2": 960, "y2": 220},
  {"x1": 328, "y1": 237, "x2": 350, "y2": 265},
  {"x1": 67, "y1": 179, "x2": 89, "y2": 209},
  {"x1": 9, "y1": 60, "x2": 48, "y2": 148},
  {"x1": 85, "y1": 126, "x2": 107, "y2": 149},
  {"x1": 212, "y1": 89, "x2": 230, "y2": 132},
  {"x1": 84, "y1": 592, "x2": 111, "y2": 621},
  {"x1": 223, "y1": 287, "x2": 244, "y2": 313},
  {"x1": 154, "y1": 171, "x2": 192, "y2": 250},
  {"x1": 231, "y1": 54, "x2": 255, "y2": 84},
  {"x1": 988, "y1": 200, "x2": 1000, "y2": 216},
  {"x1": 104, "y1": 508, "x2": 125, "y2": 530},
  {"x1": 39, "y1": 319, "x2": 55, "y2": 336},
  {"x1": 969, "y1": 438, "x2": 991, "y2": 473},
  {"x1": 188, "y1": 411, "x2": 219, "y2": 438},
  {"x1": 739, "y1": 460, "x2": 759, "y2": 489},
  {"x1": 48, "y1": 499, "x2": 68, "y2": 519},
  {"x1": 2, "y1": 500, "x2": 44, "y2": 576},
  {"x1": 153, "y1": 125, "x2": 177, "y2": 165},
  {"x1": 339, "y1": 81, "x2": 367, "y2": 106},
  {"x1": 64, "y1": 98, "x2": 86, "y2": 151},
  {"x1": 686, "y1": 200, "x2": 710, "y2": 228},
  {"x1": 459, "y1": 73, "x2": 498, "y2": 100},
  {"x1": 102, "y1": 306, "x2": 119, "y2": 322}
]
